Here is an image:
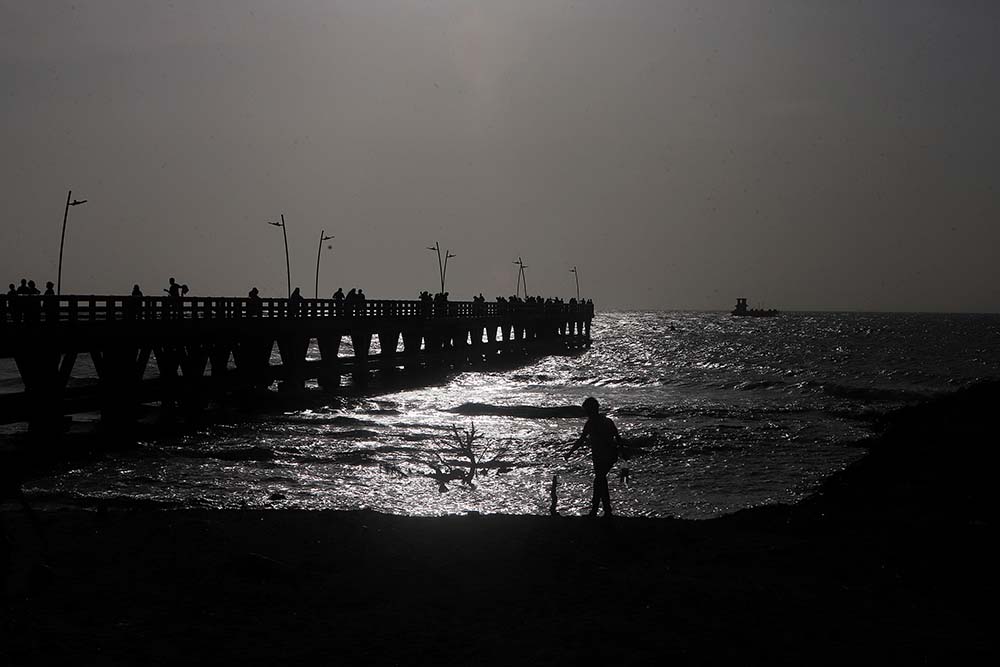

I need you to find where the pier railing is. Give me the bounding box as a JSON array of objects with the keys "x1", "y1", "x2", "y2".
[{"x1": 0, "y1": 295, "x2": 593, "y2": 326}]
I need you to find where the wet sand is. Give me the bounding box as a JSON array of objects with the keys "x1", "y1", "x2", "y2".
[{"x1": 2, "y1": 383, "x2": 995, "y2": 665}]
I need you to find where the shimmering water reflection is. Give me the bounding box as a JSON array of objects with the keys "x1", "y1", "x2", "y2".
[{"x1": 22, "y1": 311, "x2": 1000, "y2": 518}]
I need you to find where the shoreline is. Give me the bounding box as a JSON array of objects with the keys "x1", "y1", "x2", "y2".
[{"x1": 3, "y1": 383, "x2": 996, "y2": 663}]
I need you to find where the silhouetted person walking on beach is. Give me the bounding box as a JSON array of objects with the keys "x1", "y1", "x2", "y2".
[{"x1": 565, "y1": 397, "x2": 624, "y2": 517}]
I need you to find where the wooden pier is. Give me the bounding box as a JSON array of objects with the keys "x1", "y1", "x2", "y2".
[{"x1": 0, "y1": 295, "x2": 593, "y2": 430}]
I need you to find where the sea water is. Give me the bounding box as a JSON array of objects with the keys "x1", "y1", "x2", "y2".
[{"x1": 7, "y1": 311, "x2": 1000, "y2": 517}]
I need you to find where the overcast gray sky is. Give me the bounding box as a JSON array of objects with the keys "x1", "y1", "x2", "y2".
[{"x1": 2, "y1": 1, "x2": 997, "y2": 311}]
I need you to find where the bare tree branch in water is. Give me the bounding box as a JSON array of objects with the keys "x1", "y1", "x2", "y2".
[{"x1": 423, "y1": 422, "x2": 511, "y2": 492}]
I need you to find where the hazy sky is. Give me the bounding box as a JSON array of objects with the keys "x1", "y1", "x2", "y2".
[{"x1": 2, "y1": 1, "x2": 998, "y2": 311}]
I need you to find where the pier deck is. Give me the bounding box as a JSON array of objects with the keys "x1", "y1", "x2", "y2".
[{"x1": 0, "y1": 295, "x2": 593, "y2": 429}]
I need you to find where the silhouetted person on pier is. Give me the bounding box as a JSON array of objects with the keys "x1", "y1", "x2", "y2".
[
  {"x1": 247, "y1": 287, "x2": 262, "y2": 317},
  {"x1": 289, "y1": 287, "x2": 303, "y2": 317},
  {"x1": 43, "y1": 281, "x2": 58, "y2": 323},
  {"x1": 5, "y1": 283, "x2": 15, "y2": 324},
  {"x1": 419, "y1": 290, "x2": 432, "y2": 317},
  {"x1": 23, "y1": 280, "x2": 41, "y2": 323},
  {"x1": 16, "y1": 279, "x2": 29, "y2": 296},
  {"x1": 164, "y1": 278, "x2": 183, "y2": 319},
  {"x1": 332, "y1": 287, "x2": 345, "y2": 316},
  {"x1": 6, "y1": 283, "x2": 20, "y2": 323},
  {"x1": 125, "y1": 285, "x2": 143, "y2": 320},
  {"x1": 356, "y1": 288, "x2": 366, "y2": 315},
  {"x1": 565, "y1": 397, "x2": 624, "y2": 517},
  {"x1": 344, "y1": 288, "x2": 357, "y2": 316}
]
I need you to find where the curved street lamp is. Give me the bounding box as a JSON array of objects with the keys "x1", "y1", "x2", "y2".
[
  {"x1": 426, "y1": 241, "x2": 455, "y2": 294},
  {"x1": 442, "y1": 249, "x2": 456, "y2": 294},
  {"x1": 267, "y1": 214, "x2": 291, "y2": 297},
  {"x1": 57, "y1": 189, "x2": 88, "y2": 294},
  {"x1": 315, "y1": 230, "x2": 334, "y2": 299},
  {"x1": 513, "y1": 257, "x2": 528, "y2": 298}
]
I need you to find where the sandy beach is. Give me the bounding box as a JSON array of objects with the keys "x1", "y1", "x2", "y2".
[{"x1": 2, "y1": 383, "x2": 995, "y2": 665}]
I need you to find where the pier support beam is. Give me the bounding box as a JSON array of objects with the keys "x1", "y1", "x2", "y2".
[
  {"x1": 276, "y1": 335, "x2": 311, "y2": 392},
  {"x1": 209, "y1": 344, "x2": 231, "y2": 379},
  {"x1": 14, "y1": 348, "x2": 76, "y2": 433},
  {"x1": 401, "y1": 331, "x2": 422, "y2": 356},
  {"x1": 377, "y1": 330, "x2": 400, "y2": 358},
  {"x1": 233, "y1": 337, "x2": 275, "y2": 390},
  {"x1": 92, "y1": 347, "x2": 150, "y2": 429},
  {"x1": 350, "y1": 331, "x2": 372, "y2": 385},
  {"x1": 317, "y1": 334, "x2": 343, "y2": 390}
]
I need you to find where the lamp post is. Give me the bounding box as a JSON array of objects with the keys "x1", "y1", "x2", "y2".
[
  {"x1": 442, "y1": 249, "x2": 456, "y2": 294},
  {"x1": 267, "y1": 214, "x2": 291, "y2": 297},
  {"x1": 426, "y1": 242, "x2": 443, "y2": 293},
  {"x1": 426, "y1": 241, "x2": 455, "y2": 294},
  {"x1": 570, "y1": 266, "x2": 580, "y2": 301},
  {"x1": 314, "y1": 230, "x2": 334, "y2": 299},
  {"x1": 57, "y1": 189, "x2": 88, "y2": 295},
  {"x1": 513, "y1": 257, "x2": 528, "y2": 298}
]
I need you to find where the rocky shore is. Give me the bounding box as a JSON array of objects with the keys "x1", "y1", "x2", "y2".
[{"x1": 2, "y1": 383, "x2": 995, "y2": 665}]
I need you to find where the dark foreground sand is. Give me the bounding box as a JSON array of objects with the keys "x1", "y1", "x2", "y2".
[{"x1": 2, "y1": 383, "x2": 995, "y2": 665}]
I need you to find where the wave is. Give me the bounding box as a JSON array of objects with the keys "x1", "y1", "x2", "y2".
[
  {"x1": 280, "y1": 415, "x2": 374, "y2": 426},
  {"x1": 733, "y1": 379, "x2": 788, "y2": 391},
  {"x1": 510, "y1": 373, "x2": 557, "y2": 383},
  {"x1": 799, "y1": 381, "x2": 936, "y2": 403},
  {"x1": 179, "y1": 446, "x2": 275, "y2": 462},
  {"x1": 293, "y1": 451, "x2": 375, "y2": 465},
  {"x1": 325, "y1": 429, "x2": 381, "y2": 440},
  {"x1": 448, "y1": 403, "x2": 585, "y2": 418},
  {"x1": 616, "y1": 404, "x2": 813, "y2": 420}
]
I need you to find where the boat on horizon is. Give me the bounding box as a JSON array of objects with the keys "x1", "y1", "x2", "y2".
[{"x1": 731, "y1": 298, "x2": 779, "y2": 317}]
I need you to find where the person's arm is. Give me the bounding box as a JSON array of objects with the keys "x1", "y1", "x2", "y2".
[{"x1": 564, "y1": 421, "x2": 591, "y2": 458}]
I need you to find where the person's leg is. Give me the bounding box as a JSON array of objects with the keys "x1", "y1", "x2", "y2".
[
  {"x1": 596, "y1": 458, "x2": 615, "y2": 516},
  {"x1": 589, "y1": 474, "x2": 600, "y2": 516},
  {"x1": 595, "y1": 472, "x2": 611, "y2": 516}
]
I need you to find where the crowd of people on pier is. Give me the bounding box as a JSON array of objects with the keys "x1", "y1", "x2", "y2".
[
  {"x1": 3, "y1": 278, "x2": 57, "y2": 323},
  {"x1": 2, "y1": 278, "x2": 592, "y2": 324}
]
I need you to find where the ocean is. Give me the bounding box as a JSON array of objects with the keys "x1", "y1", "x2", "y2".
[{"x1": 5, "y1": 311, "x2": 1000, "y2": 517}]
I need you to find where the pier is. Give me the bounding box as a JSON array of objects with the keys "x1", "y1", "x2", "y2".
[{"x1": 0, "y1": 294, "x2": 593, "y2": 431}]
